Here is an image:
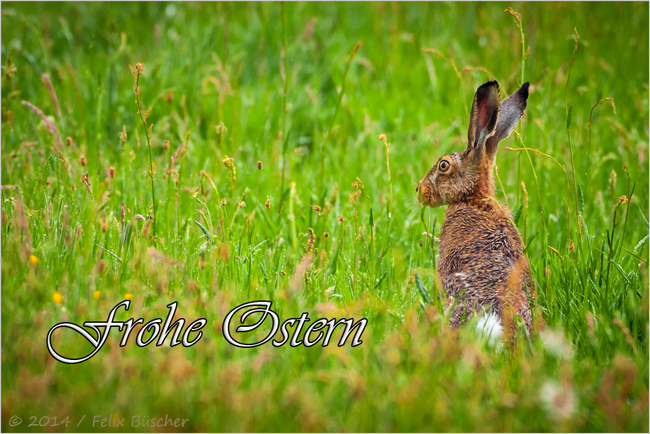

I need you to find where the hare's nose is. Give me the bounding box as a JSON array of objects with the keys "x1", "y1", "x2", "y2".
[{"x1": 416, "y1": 182, "x2": 421, "y2": 193}]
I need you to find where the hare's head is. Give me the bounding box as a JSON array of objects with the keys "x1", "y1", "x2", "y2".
[{"x1": 417, "y1": 80, "x2": 529, "y2": 208}]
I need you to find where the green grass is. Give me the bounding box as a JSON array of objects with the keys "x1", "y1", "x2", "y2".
[{"x1": 1, "y1": 1, "x2": 648, "y2": 432}]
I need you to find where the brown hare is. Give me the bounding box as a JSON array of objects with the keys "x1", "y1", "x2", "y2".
[{"x1": 416, "y1": 80, "x2": 534, "y2": 335}]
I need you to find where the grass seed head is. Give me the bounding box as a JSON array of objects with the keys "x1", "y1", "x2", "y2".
[
  {"x1": 21, "y1": 100, "x2": 60, "y2": 139},
  {"x1": 119, "y1": 126, "x2": 127, "y2": 147},
  {"x1": 215, "y1": 122, "x2": 228, "y2": 144},
  {"x1": 96, "y1": 259, "x2": 106, "y2": 275},
  {"x1": 141, "y1": 218, "x2": 151, "y2": 238},
  {"x1": 304, "y1": 228, "x2": 316, "y2": 253},
  {"x1": 4, "y1": 55, "x2": 16, "y2": 80},
  {"x1": 378, "y1": 133, "x2": 392, "y2": 182},
  {"x1": 222, "y1": 156, "x2": 237, "y2": 181},
  {"x1": 504, "y1": 7, "x2": 522, "y2": 28},
  {"x1": 81, "y1": 173, "x2": 92, "y2": 194},
  {"x1": 41, "y1": 73, "x2": 61, "y2": 116},
  {"x1": 521, "y1": 181, "x2": 529, "y2": 206}
]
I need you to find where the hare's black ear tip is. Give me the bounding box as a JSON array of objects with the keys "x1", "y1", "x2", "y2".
[
  {"x1": 483, "y1": 80, "x2": 499, "y2": 90},
  {"x1": 476, "y1": 81, "x2": 499, "y2": 99},
  {"x1": 519, "y1": 82, "x2": 530, "y2": 100}
]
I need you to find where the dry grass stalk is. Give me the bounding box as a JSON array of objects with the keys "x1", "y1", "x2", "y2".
[
  {"x1": 21, "y1": 100, "x2": 61, "y2": 145},
  {"x1": 421, "y1": 48, "x2": 467, "y2": 112},
  {"x1": 130, "y1": 62, "x2": 158, "y2": 240},
  {"x1": 564, "y1": 27, "x2": 582, "y2": 245},
  {"x1": 378, "y1": 134, "x2": 393, "y2": 215},
  {"x1": 587, "y1": 98, "x2": 616, "y2": 181},
  {"x1": 41, "y1": 73, "x2": 61, "y2": 116},
  {"x1": 318, "y1": 41, "x2": 362, "y2": 192}
]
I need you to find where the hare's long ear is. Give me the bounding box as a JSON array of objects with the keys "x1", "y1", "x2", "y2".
[
  {"x1": 466, "y1": 81, "x2": 500, "y2": 158},
  {"x1": 485, "y1": 82, "x2": 529, "y2": 159}
]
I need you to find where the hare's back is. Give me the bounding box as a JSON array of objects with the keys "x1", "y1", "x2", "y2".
[{"x1": 437, "y1": 202, "x2": 525, "y2": 298}]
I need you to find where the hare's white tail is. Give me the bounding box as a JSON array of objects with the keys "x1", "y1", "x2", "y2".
[{"x1": 476, "y1": 312, "x2": 503, "y2": 343}]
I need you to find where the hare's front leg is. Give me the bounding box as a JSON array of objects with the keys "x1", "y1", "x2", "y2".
[{"x1": 441, "y1": 272, "x2": 479, "y2": 327}]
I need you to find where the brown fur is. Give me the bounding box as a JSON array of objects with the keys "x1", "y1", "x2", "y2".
[{"x1": 417, "y1": 81, "x2": 534, "y2": 333}]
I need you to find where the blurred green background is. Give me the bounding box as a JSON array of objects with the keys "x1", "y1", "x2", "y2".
[{"x1": 1, "y1": 2, "x2": 648, "y2": 432}]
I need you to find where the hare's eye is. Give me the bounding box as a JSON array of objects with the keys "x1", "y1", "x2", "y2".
[{"x1": 438, "y1": 160, "x2": 450, "y2": 172}]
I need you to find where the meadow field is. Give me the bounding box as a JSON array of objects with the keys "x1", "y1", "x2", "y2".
[{"x1": 1, "y1": 2, "x2": 649, "y2": 432}]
